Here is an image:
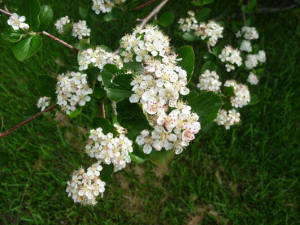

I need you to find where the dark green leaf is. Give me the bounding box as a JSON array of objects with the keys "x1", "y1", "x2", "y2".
[
  {"x1": 106, "y1": 88, "x2": 132, "y2": 102},
  {"x1": 39, "y1": 5, "x2": 53, "y2": 30},
  {"x1": 92, "y1": 117, "x2": 114, "y2": 134},
  {"x1": 158, "y1": 12, "x2": 175, "y2": 27},
  {"x1": 100, "y1": 164, "x2": 114, "y2": 182},
  {"x1": 101, "y1": 64, "x2": 119, "y2": 87},
  {"x1": 196, "y1": 8, "x2": 211, "y2": 21},
  {"x1": 201, "y1": 61, "x2": 217, "y2": 73},
  {"x1": 192, "y1": 0, "x2": 214, "y2": 7},
  {"x1": 123, "y1": 62, "x2": 143, "y2": 73},
  {"x1": 186, "y1": 91, "x2": 222, "y2": 128},
  {"x1": 177, "y1": 45, "x2": 195, "y2": 82},
  {"x1": 12, "y1": 35, "x2": 42, "y2": 61},
  {"x1": 103, "y1": 12, "x2": 115, "y2": 22},
  {"x1": 79, "y1": 6, "x2": 89, "y2": 18},
  {"x1": 112, "y1": 74, "x2": 133, "y2": 90},
  {"x1": 223, "y1": 86, "x2": 235, "y2": 98},
  {"x1": 93, "y1": 85, "x2": 106, "y2": 99}
]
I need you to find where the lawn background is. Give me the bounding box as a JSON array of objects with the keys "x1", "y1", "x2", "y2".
[{"x1": 0, "y1": 0, "x2": 299, "y2": 224}]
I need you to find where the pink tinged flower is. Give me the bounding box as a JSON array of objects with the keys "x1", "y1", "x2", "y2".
[
  {"x1": 144, "y1": 98, "x2": 159, "y2": 115},
  {"x1": 182, "y1": 130, "x2": 195, "y2": 142}
]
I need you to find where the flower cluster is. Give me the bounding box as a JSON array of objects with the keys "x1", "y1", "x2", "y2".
[
  {"x1": 56, "y1": 71, "x2": 92, "y2": 114},
  {"x1": 78, "y1": 47, "x2": 123, "y2": 72},
  {"x1": 247, "y1": 72, "x2": 259, "y2": 85},
  {"x1": 245, "y1": 50, "x2": 266, "y2": 70},
  {"x1": 92, "y1": 0, "x2": 126, "y2": 14},
  {"x1": 215, "y1": 109, "x2": 240, "y2": 130},
  {"x1": 85, "y1": 126, "x2": 133, "y2": 172},
  {"x1": 178, "y1": 11, "x2": 224, "y2": 46},
  {"x1": 120, "y1": 25, "x2": 200, "y2": 155},
  {"x1": 236, "y1": 26, "x2": 259, "y2": 40},
  {"x1": 218, "y1": 46, "x2": 242, "y2": 72},
  {"x1": 55, "y1": 16, "x2": 70, "y2": 34},
  {"x1": 224, "y1": 80, "x2": 250, "y2": 108},
  {"x1": 72, "y1": 20, "x2": 91, "y2": 40},
  {"x1": 120, "y1": 25, "x2": 171, "y2": 63},
  {"x1": 7, "y1": 13, "x2": 29, "y2": 30},
  {"x1": 37, "y1": 96, "x2": 51, "y2": 111},
  {"x1": 66, "y1": 162, "x2": 106, "y2": 205},
  {"x1": 197, "y1": 70, "x2": 221, "y2": 93}
]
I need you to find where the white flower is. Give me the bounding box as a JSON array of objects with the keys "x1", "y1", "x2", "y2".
[
  {"x1": 240, "y1": 26, "x2": 259, "y2": 40},
  {"x1": 247, "y1": 72, "x2": 259, "y2": 85},
  {"x1": 257, "y1": 50, "x2": 266, "y2": 63},
  {"x1": 197, "y1": 70, "x2": 222, "y2": 93},
  {"x1": 215, "y1": 109, "x2": 240, "y2": 129},
  {"x1": 240, "y1": 40, "x2": 252, "y2": 52},
  {"x1": 55, "y1": 16, "x2": 70, "y2": 34},
  {"x1": 56, "y1": 71, "x2": 92, "y2": 114},
  {"x1": 66, "y1": 162, "x2": 106, "y2": 205},
  {"x1": 219, "y1": 46, "x2": 242, "y2": 71},
  {"x1": 37, "y1": 96, "x2": 51, "y2": 111},
  {"x1": 92, "y1": 0, "x2": 126, "y2": 14},
  {"x1": 224, "y1": 80, "x2": 251, "y2": 108},
  {"x1": 7, "y1": 13, "x2": 29, "y2": 30},
  {"x1": 245, "y1": 54, "x2": 258, "y2": 70},
  {"x1": 85, "y1": 127, "x2": 133, "y2": 172},
  {"x1": 72, "y1": 20, "x2": 91, "y2": 40}
]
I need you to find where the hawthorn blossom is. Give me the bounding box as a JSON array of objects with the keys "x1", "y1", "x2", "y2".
[
  {"x1": 197, "y1": 70, "x2": 222, "y2": 93},
  {"x1": 219, "y1": 46, "x2": 242, "y2": 72},
  {"x1": 215, "y1": 109, "x2": 241, "y2": 129},
  {"x1": 72, "y1": 20, "x2": 91, "y2": 39},
  {"x1": 247, "y1": 72, "x2": 259, "y2": 85},
  {"x1": 37, "y1": 96, "x2": 51, "y2": 111},
  {"x1": 7, "y1": 13, "x2": 29, "y2": 30},
  {"x1": 224, "y1": 80, "x2": 250, "y2": 108},
  {"x1": 55, "y1": 16, "x2": 70, "y2": 34}
]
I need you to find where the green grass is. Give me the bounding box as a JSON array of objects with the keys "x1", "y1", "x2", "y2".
[{"x1": 0, "y1": 0, "x2": 299, "y2": 224}]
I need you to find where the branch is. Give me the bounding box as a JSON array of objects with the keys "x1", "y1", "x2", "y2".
[
  {"x1": 0, "y1": 8, "x2": 12, "y2": 16},
  {"x1": 132, "y1": 0, "x2": 157, "y2": 11},
  {"x1": 101, "y1": 101, "x2": 106, "y2": 118},
  {"x1": 41, "y1": 31, "x2": 79, "y2": 52},
  {"x1": 139, "y1": 0, "x2": 168, "y2": 27},
  {"x1": 0, "y1": 103, "x2": 57, "y2": 139},
  {"x1": 258, "y1": 2, "x2": 299, "y2": 13}
]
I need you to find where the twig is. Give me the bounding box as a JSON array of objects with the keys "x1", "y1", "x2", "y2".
[
  {"x1": 140, "y1": 0, "x2": 169, "y2": 27},
  {"x1": 0, "y1": 8, "x2": 12, "y2": 16},
  {"x1": 258, "y1": 2, "x2": 299, "y2": 13},
  {"x1": 132, "y1": 0, "x2": 157, "y2": 11},
  {"x1": 0, "y1": 103, "x2": 57, "y2": 139},
  {"x1": 41, "y1": 31, "x2": 79, "y2": 52},
  {"x1": 242, "y1": 10, "x2": 246, "y2": 25},
  {"x1": 101, "y1": 101, "x2": 106, "y2": 118}
]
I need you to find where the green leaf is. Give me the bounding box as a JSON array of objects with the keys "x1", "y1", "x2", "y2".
[
  {"x1": 20, "y1": 0, "x2": 41, "y2": 31},
  {"x1": 106, "y1": 88, "x2": 132, "y2": 102},
  {"x1": 192, "y1": 0, "x2": 214, "y2": 7},
  {"x1": 103, "y1": 12, "x2": 115, "y2": 22},
  {"x1": 100, "y1": 164, "x2": 114, "y2": 182},
  {"x1": 129, "y1": 153, "x2": 146, "y2": 164},
  {"x1": 200, "y1": 61, "x2": 217, "y2": 73},
  {"x1": 93, "y1": 85, "x2": 106, "y2": 99},
  {"x1": 12, "y1": 35, "x2": 42, "y2": 61},
  {"x1": 93, "y1": 117, "x2": 114, "y2": 134},
  {"x1": 75, "y1": 38, "x2": 90, "y2": 50},
  {"x1": 79, "y1": 6, "x2": 89, "y2": 18},
  {"x1": 149, "y1": 150, "x2": 175, "y2": 166},
  {"x1": 158, "y1": 12, "x2": 175, "y2": 27},
  {"x1": 1, "y1": 29, "x2": 23, "y2": 43},
  {"x1": 247, "y1": 0, "x2": 257, "y2": 13},
  {"x1": 186, "y1": 91, "x2": 222, "y2": 128},
  {"x1": 101, "y1": 64, "x2": 119, "y2": 87},
  {"x1": 182, "y1": 32, "x2": 200, "y2": 42},
  {"x1": 39, "y1": 5, "x2": 53, "y2": 30},
  {"x1": 37, "y1": 75, "x2": 56, "y2": 98},
  {"x1": 112, "y1": 74, "x2": 132, "y2": 90},
  {"x1": 196, "y1": 8, "x2": 211, "y2": 21},
  {"x1": 123, "y1": 62, "x2": 143, "y2": 73},
  {"x1": 68, "y1": 108, "x2": 83, "y2": 118},
  {"x1": 223, "y1": 86, "x2": 235, "y2": 98},
  {"x1": 177, "y1": 45, "x2": 195, "y2": 82}
]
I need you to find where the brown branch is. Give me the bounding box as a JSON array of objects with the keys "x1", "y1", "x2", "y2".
[
  {"x1": 101, "y1": 101, "x2": 106, "y2": 118},
  {"x1": 41, "y1": 31, "x2": 79, "y2": 52},
  {"x1": 0, "y1": 103, "x2": 57, "y2": 139},
  {"x1": 139, "y1": 0, "x2": 168, "y2": 27},
  {"x1": 132, "y1": 0, "x2": 157, "y2": 10},
  {"x1": 0, "y1": 8, "x2": 12, "y2": 16}
]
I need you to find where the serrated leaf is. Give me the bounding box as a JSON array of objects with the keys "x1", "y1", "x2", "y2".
[
  {"x1": 158, "y1": 12, "x2": 175, "y2": 27},
  {"x1": 149, "y1": 150, "x2": 175, "y2": 166},
  {"x1": 182, "y1": 32, "x2": 200, "y2": 42},
  {"x1": 196, "y1": 8, "x2": 211, "y2": 21},
  {"x1": 192, "y1": 0, "x2": 214, "y2": 7},
  {"x1": 106, "y1": 88, "x2": 132, "y2": 102},
  {"x1": 12, "y1": 35, "x2": 42, "y2": 61},
  {"x1": 39, "y1": 5, "x2": 53, "y2": 30},
  {"x1": 129, "y1": 153, "x2": 146, "y2": 164},
  {"x1": 177, "y1": 45, "x2": 195, "y2": 82},
  {"x1": 186, "y1": 91, "x2": 222, "y2": 128}
]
